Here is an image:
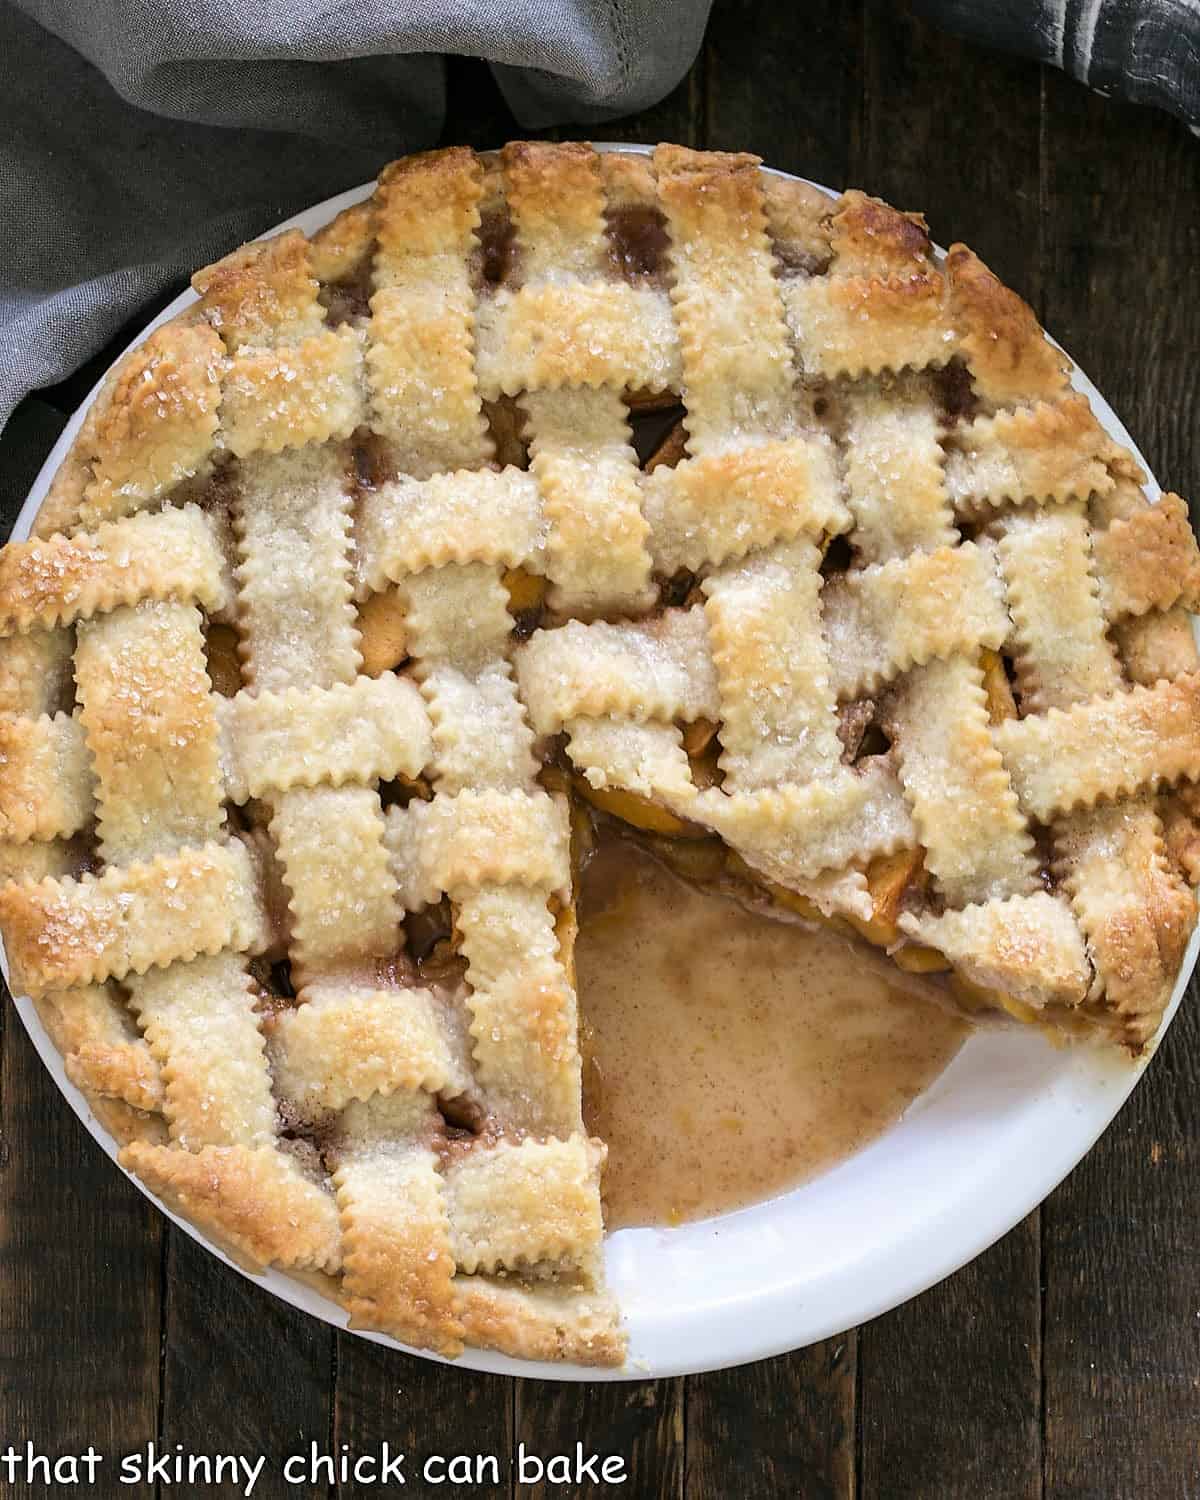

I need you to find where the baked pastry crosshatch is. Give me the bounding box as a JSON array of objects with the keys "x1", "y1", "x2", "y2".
[{"x1": 1, "y1": 140, "x2": 1198, "y2": 1367}]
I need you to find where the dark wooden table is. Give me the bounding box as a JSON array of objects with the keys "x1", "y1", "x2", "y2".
[{"x1": 3, "y1": 2, "x2": 1199, "y2": 1495}]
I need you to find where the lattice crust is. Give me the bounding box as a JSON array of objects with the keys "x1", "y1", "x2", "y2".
[
  {"x1": 443, "y1": 1137, "x2": 605, "y2": 1276},
  {"x1": 641, "y1": 436, "x2": 848, "y2": 573},
  {"x1": 121, "y1": 1139, "x2": 343, "y2": 1273},
  {"x1": 269, "y1": 980, "x2": 474, "y2": 1120},
  {"x1": 355, "y1": 467, "x2": 546, "y2": 591},
  {"x1": 217, "y1": 674, "x2": 432, "y2": 804},
  {"x1": 128, "y1": 952, "x2": 276, "y2": 1150},
  {"x1": 900, "y1": 894, "x2": 1092, "y2": 1008},
  {"x1": 0, "y1": 840, "x2": 269, "y2": 996},
  {"x1": 36, "y1": 982, "x2": 164, "y2": 1114},
  {"x1": 840, "y1": 376, "x2": 957, "y2": 563},
  {"x1": 0, "y1": 712, "x2": 94, "y2": 841},
  {"x1": 0, "y1": 506, "x2": 231, "y2": 634},
  {"x1": 4, "y1": 141, "x2": 1200, "y2": 1367}
]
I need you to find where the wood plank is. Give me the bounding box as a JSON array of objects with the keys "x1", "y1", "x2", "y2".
[
  {"x1": 855, "y1": 0, "x2": 1045, "y2": 300},
  {"x1": 1040, "y1": 68, "x2": 1200, "y2": 504},
  {"x1": 0, "y1": 1004, "x2": 162, "y2": 1500},
  {"x1": 853, "y1": 10, "x2": 1046, "y2": 1497},
  {"x1": 159, "y1": 1229, "x2": 332, "y2": 1500},
  {"x1": 703, "y1": 0, "x2": 859, "y2": 188},
  {"x1": 334, "y1": 1346, "x2": 512, "y2": 1498},
  {"x1": 1040, "y1": 70, "x2": 1200, "y2": 1498},
  {"x1": 687, "y1": 1342, "x2": 856, "y2": 1500},
  {"x1": 859, "y1": 1223, "x2": 1042, "y2": 1500},
  {"x1": 1043, "y1": 987, "x2": 1200, "y2": 1499},
  {"x1": 515, "y1": 1379, "x2": 682, "y2": 1500}
]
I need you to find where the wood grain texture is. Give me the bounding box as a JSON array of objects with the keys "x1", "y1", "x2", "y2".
[
  {"x1": 703, "y1": 0, "x2": 858, "y2": 188},
  {"x1": 855, "y1": 0, "x2": 1044, "y2": 302},
  {"x1": 0, "y1": 1008, "x2": 161, "y2": 1500},
  {"x1": 515, "y1": 1379, "x2": 683, "y2": 1500},
  {"x1": 159, "y1": 1231, "x2": 332, "y2": 1500},
  {"x1": 334, "y1": 1341, "x2": 513, "y2": 1498},
  {"x1": 859, "y1": 1222, "x2": 1042, "y2": 1500},
  {"x1": 687, "y1": 1343, "x2": 856, "y2": 1500},
  {"x1": 1044, "y1": 992, "x2": 1200, "y2": 1500}
]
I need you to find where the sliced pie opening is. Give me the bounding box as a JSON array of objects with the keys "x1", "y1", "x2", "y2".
[{"x1": 573, "y1": 823, "x2": 967, "y2": 1229}]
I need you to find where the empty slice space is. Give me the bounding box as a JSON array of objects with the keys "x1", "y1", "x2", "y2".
[{"x1": 576, "y1": 833, "x2": 967, "y2": 1229}]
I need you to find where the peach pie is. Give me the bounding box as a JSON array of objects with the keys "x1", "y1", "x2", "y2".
[{"x1": 1, "y1": 142, "x2": 1198, "y2": 1365}]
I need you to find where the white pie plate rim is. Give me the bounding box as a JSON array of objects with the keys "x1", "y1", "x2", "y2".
[{"x1": 5, "y1": 145, "x2": 1196, "y2": 1383}]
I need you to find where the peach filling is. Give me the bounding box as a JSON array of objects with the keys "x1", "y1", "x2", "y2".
[{"x1": 562, "y1": 645, "x2": 1047, "y2": 1032}]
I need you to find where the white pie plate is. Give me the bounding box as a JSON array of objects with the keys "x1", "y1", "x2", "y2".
[{"x1": 6, "y1": 146, "x2": 1197, "y2": 1383}]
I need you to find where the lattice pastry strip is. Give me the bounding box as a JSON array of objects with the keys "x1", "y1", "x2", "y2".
[
  {"x1": 75, "y1": 601, "x2": 225, "y2": 863},
  {"x1": 269, "y1": 980, "x2": 474, "y2": 1120},
  {"x1": 0, "y1": 628, "x2": 75, "y2": 715},
  {"x1": 565, "y1": 719, "x2": 697, "y2": 807},
  {"x1": 900, "y1": 893, "x2": 1091, "y2": 1008},
  {"x1": 478, "y1": 282, "x2": 682, "y2": 400},
  {"x1": 456, "y1": 885, "x2": 583, "y2": 1137},
  {"x1": 0, "y1": 504, "x2": 231, "y2": 634},
  {"x1": 1054, "y1": 800, "x2": 1194, "y2": 1043},
  {"x1": 217, "y1": 674, "x2": 432, "y2": 804},
  {"x1": 332, "y1": 1091, "x2": 463, "y2": 1356},
  {"x1": 220, "y1": 326, "x2": 365, "y2": 459},
  {"x1": 696, "y1": 759, "x2": 916, "y2": 886},
  {"x1": 355, "y1": 467, "x2": 546, "y2": 593},
  {"x1": 443, "y1": 1137, "x2": 605, "y2": 1279},
  {"x1": 122, "y1": 1139, "x2": 342, "y2": 1274},
  {"x1": 233, "y1": 446, "x2": 362, "y2": 695},
  {"x1": 640, "y1": 436, "x2": 848, "y2": 575},
  {"x1": 367, "y1": 148, "x2": 492, "y2": 477},
  {"x1": 0, "y1": 712, "x2": 94, "y2": 842},
  {"x1": 398, "y1": 562, "x2": 514, "y2": 678},
  {"x1": 887, "y1": 655, "x2": 1038, "y2": 907},
  {"x1": 840, "y1": 377, "x2": 957, "y2": 563},
  {"x1": 994, "y1": 675, "x2": 1200, "y2": 822},
  {"x1": 74, "y1": 323, "x2": 224, "y2": 527},
  {"x1": 0, "y1": 839, "x2": 270, "y2": 997},
  {"x1": 994, "y1": 503, "x2": 1121, "y2": 713},
  {"x1": 517, "y1": 608, "x2": 720, "y2": 736},
  {"x1": 943, "y1": 396, "x2": 1116, "y2": 513},
  {"x1": 37, "y1": 981, "x2": 164, "y2": 1115},
  {"x1": 270, "y1": 786, "x2": 399, "y2": 973},
  {"x1": 944, "y1": 245, "x2": 1071, "y2": 411},
  {"x1": 127, "y1": 952, "x2": 277, "y2": 1150},
  {"x1": 1091, "y1": 493, "x2": 1200, "y2": 620},
  {"x1": 385, "y1": 790, "x2": 571, "y2": 912},
  {"x1": 523, "y1": 387, "x2": 654, "y2": 617},
  {"x1": 784, "y1": 272, "x2": 956, "y2": 381},
  {"x1": 655, "y1": 145, "x2": 798, "y2": 452},
  {"x1": 193, "y1": 230, "x2": 366, "y2": 458},
  {"x1": 474, "y1": 142, "x2": 679, "y2": 399},
  {"x1": 822, "y1": 541, "x2": 1009, "y2": 701},
  {"x1": 702, "y1": 537, "x2": 844, "y2": 791},
  {"x1": 488, "y1": 145, "x2": 655, "y2": 617},
  {"x1": 421, "y1": 663, "x2": 537, "y2": 796}
]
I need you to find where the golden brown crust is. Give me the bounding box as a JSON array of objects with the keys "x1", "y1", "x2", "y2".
[
  {"x1": 945, "y1": 244, "x2": 1071, "y2": 409},
  {"x1": 2, "y1": 142, "x2": 1197, "y2": 1370},
  {"x1": 121, "y1": 1141, "x2": 342, "y2": 1273}
]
